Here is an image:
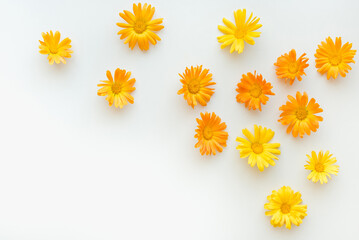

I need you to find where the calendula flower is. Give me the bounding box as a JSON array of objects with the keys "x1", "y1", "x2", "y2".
[
  {"x1": 194, "y1": 112, "x2": 228, "y2": 156},
  {"x1": 177, "y1": 65, "x2": 215, "y2": 108},
  {"x1": 274, "y1": 49, "x2": 309, "y2": 85},
  {"x1": 315, "y1": 37, "x2": 356, "y2": 79},
  {"x1": 97, "y1": 68, "x2": 136, "y2": 108},
  {"x1": 117, "y1": 3, "x2": 164, "y2": 51},
  {"x1": 217, "y1": 9, "x2": 262, "y2": 54},
  {"x1": 305, "y1": 151, "x2": 339, "y2": 184},
  {"x1": 236, "y1": 125, "x2": 280, "y2": 171},
  {"x1": 39, "y1": 31, "x2": 73, "y2": 65},
  {"x1": 264, "y1": 186, "x2": 307, "y2": 229},
  {"x1": 236, "y1": 72, "x2": 274, "y2": 111},
  {"x1": 278, "y1": 92, "x2": 323, "y2": 138}
]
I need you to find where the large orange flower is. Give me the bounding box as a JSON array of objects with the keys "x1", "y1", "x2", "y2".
[
  {"x1": 278, "y1": 92, "x2": 323, "y2": 138},
  {"x1": 195, "y1": 112, "x2": 228, "y2": 155},
  {"x1": 315, "y1": 37, "x2": 356, "y2": 79},
  {"x1": 274, "y1": 49, "x2": 309, "y2": 85},
  {"x1": 177, "y1": 65, "x2": 215, "y2": 108},
  {"x1": 236, "y1": 72, "x2": 274, "y2": 111}
]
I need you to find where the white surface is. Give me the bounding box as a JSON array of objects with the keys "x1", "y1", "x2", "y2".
[{"x1": 0, "y1": 0, "x2": 358, "y2": 239}]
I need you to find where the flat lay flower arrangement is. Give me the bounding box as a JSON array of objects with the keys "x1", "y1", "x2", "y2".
[{"x1": 38, "y1": 3, "x2": 356, "y2": 230}]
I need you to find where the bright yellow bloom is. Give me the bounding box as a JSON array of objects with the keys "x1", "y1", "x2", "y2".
[
  {"x1": 315, "y1": 37, "x2": 356, "y2": 79},
  {"x1": 305, "y1": 151, "x2": 339, "y2": 184},
  {"x1": 117, "y1": 3, "x2": 164, "y2": 51},
  {"x1": 236, "y1": 125, "x2": 280, "y2": 171},
  {"x1": 278, "y1": 92, "x2": 323, "y2": 138},
  {"x1": 217, "y1": 9, "x2": 262, "y2": 54},
  {"x1": 236, "y1": 72, "x2": 274, "y2": 111},
  {"x1": 177, "y1": 65, "x2": 215, "y2": 108},
  {"x1": 97, "y1": 68, "x2": 136, "y2": 108},
  {"x1": 264, "y1": 186, "x2": 307, "y2": 229},
  {"x1": 39, "y1": 31, "x2": 73, "y2": 65},
  {"x1": 274, "y1": 49, "x2": 309, "y2": 85},
  {"x1": 195, "y1": 112, "x2": 228, "y2": 156}
]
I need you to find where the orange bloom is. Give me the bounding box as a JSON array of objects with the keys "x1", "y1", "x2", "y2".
[
  {"x1": 195, "y1": 112, "x2": 228, "y2": 155},
  {"x1": 274, "y1": 49, "x2": 309, "y2": 85},
  {"x1": 278, "y1": 92, "x2": 323, "y2": 138},
  {"x1": 315, "y1": 37, "x2": 356, "y2": 79},
  {"x1": 177, "y1": 65, "x2": 215, "y2": 108},
  {"x1": 236, "y1": 72, "x2": 274, "y2": 111}
]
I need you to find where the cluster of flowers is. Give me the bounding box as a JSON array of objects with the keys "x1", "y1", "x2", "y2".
[{"x1": 38, "y1": 3, "x2": 356, "y2": 230}]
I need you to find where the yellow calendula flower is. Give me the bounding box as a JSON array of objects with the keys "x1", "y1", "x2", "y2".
[
  {"x1": 305, "y1": 151, "x2": 339, "y2": 184},
  {"x1": 117, "y1": 3, "x2": 164, "y2": 51},
  {"x1": 236, "y1": 125, "x2": 280, "y2": 171},
  {"x1": 236, "y1": 72, "x2": 274, "y2": 111},
  {"x1": 278, "y1": 92, "x2": 323, "y2": 138},
  {"x1": 264, "y1": 186, "x2": 307, "y2": 229},
  {"x1": 217, "y1": 9, "x2": 262, "y2": 54},
  {"x1": 195, "y1": 112, "x2": 228, "y2": 156},
  {"x1": 39, "y1": 30, "x2": 73, "y2": 65},
  {"x1": 97, "y1": 68, "x2": 136, "y2": 108},
  {"x1": 315, "y1": 37, "x2": 356, "y2": 79},
  {"x1": 274, "y1": 49, "x2": 309, "y2": 85},
  {"x1": 177, "y1": 65, "x2": 216, "y2": 108}
]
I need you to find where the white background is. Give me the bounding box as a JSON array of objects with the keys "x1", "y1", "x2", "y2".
[{"x1": 0, "y1": 0, "x2": 358, "y2": 239}]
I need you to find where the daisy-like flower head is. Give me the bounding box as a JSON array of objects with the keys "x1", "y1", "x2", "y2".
[
  {"x1": 117, "y1": 3, "x2": 164, "y2": 51},
  {"x1": 305, "y1": 150, "x2": 339, "y2": 184},
  {"x1": 236, "y1": 71, "x2": 274, "y2": 111},
  {"x1": 177, "y1": 65, "x2": 216, "y2": 108},
  {"x1": 39, "y1": 31, "x2": 73, "y2": 65},
  {"x1": 194, "y1": 112, "x2": 228, "y2": 156},
  {"x1": 274, "y1": 49, "x2": 309, "y2": 85},
  {"x1": 217, "y1": 9, "x2": 262, "y2": 54},
  {"x1": 97, "y1": 68, "x2": 136, "y2": 108},
  {"x1": 236, "y1": 125, "x2": 280, "y2": 171},
  {"x1": 315, "y1": 37, "x2": 356, "y2": 79},
  {"x1": 278, "y1": 92, "x2": 323, "y2": 138},
  {"x1": 264, "y1": 186, "x2": 307, "y2": 229}
]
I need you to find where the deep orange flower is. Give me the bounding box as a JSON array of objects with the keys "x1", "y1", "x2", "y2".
[
  {"x1": 236, "y1": 72, "x2": 274, "y2": 111},
  {"x1": 195, "y1": 112, "x2": 228, "y2": 155},
  {"x1": 278, "y1": 92, "x2": 323, "y2": 138},
  {"x1": 274, "y1": 49, "x2": 309, "y2": 85}
]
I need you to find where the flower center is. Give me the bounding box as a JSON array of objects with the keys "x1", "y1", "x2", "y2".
[
  {"x1": 295, "y1": 107, "x2": 308, "y2": 120},
  {"x1": 111, "y1": 83, "x2": 122, "y2": 94},
  {"x1": 234, "y1": 29, "x2": 246, "y2": 39},
  {"x1": 329, "y1": 55, "x2": 342, "y2": 66},
  {"x1": 288, "y1": 62, "x2": 299, "y2": 74},
  {"x1": 315, "y1": 163, "x2": 325, "y2": 172},
  {"x1": 250, "y1": 84, "x2": 262, "y2": 98},
  {"x1": 203, "y1": 127, "x2": 213, "y2": 140},
  {"x1": 281, "y1": 203, "x2": 291, "y2": 214},
  {"x1": 251, "y1": 143, "x2": 263, "y2": 154},
  {"x1": 134, "y1": 20, "x2": 147, "y2": 34},
  {"x1": 49, "y1": 46, "x2": 59, "y2": 54},
  {"x1": 187, "y1": 79, "x2": 201, "y2": 94}
]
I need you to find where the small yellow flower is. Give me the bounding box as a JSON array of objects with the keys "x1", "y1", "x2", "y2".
[
  {"x1": 217, "y1": 9, "x2": 262, "y2": 54},
  {"x1": 236, "y1": 125, "x2": 280, "y2": 171},
  {"x1": 264, "y1": 186, "x2": 307, "y2": 229},
  {"x1": 97, "y1": 68, "x2": 136, "y2": 108},
  {"x1": 315, "y1": 37, "x2": 356, "y2": 79},
  {"x1": 274, "y1": 49, "x2": 309, "y2": 85},
  {"x1": 117, "y1": 3, "x2": 164, "y2": 51},
  {"x1": 39, "y1": 31, "x2": 73, "y2": 65},
  {"x1": 305, "y1": 151, "x2": 339, "y2": 184},
  {"x1": 177, "y1": 65, "x2": 216, "y2": 108}
]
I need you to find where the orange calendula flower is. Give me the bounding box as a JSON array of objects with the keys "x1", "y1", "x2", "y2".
[
  {"x1": 39, "y1": 30, "x2": 73, "y2": 65},
  {"x1": 236, "y1": 72, "x2": 274, "y2": 111},
  {"x1": 117, "y1": 3, "x2": 164, "y2": 51},
  {"x1": 194, "y1": 112, "x2": 228, "y2": 156},
  {"x1": 274, "y1": 49, "x2": 309, "y2": 85},
  {"x1": 315, "y1": 37, "x2": 356, "y2": 79},
  {"x1": 97, "y1": 68, "x2": 136, "y2": 108},
  {"x1": 278, "y1": 92, "x2": 323, "y2": 138},
  {"x1": 177, "y1": 65, "x2": 216, "y2": 108}
]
